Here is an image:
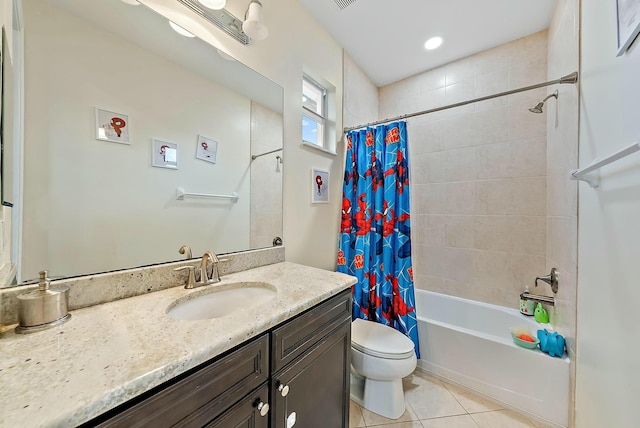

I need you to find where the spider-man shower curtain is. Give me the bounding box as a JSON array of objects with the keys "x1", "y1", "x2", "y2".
[{"x1": 337, "y1": 121, "x2": 420, "y2": 358}]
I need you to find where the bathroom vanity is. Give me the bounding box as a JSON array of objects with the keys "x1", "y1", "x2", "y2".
[
  {"x1": 0, "y1": 262, "x2": 356, "y2": 427},
  {"x1": 88, "y1": 290, "x2": 351, "y2": 427}
]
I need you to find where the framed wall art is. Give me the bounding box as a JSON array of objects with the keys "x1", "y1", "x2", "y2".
[
  {"x1": 196, "y1": 135, "x2": 218, "y2": 164},
  {"x1": 95, "y1": 108, "x2": 130, "y2": 144},
  {"x1": 616, "y1": 0, "x2": 640, "y2": 56},
  {"x1": 151, "y1": 138, "x2": 178, "y2": 169},
  {"x1": 311, "y1": 167, "x2": 329, "y2": 204}
]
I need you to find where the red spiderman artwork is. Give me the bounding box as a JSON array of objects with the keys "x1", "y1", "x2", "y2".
[
  {"x1": 110, "y1": 117, "x2": 126, "y2": 137},
  {"x1": 362, "y1": 272, "x2": 382, "y2": 317},
  {"x1": 341, "y1": 198, "x2": 352, "y2": 233},
  {"x1": 384, "y1": 274, "x2": 415, "y2": 320},
  {"x1": 384, "y1": 150, "x2": 410, "y2": 195},
  {"x1": 354, "y1": 194, "x2": 372, "y2": 236},
  {"x1": 365, "y1": 152, "x2": 385, "y2": 192},
  {"x1": 376, "y1": 201, "x2": 411, "y2": 237}
]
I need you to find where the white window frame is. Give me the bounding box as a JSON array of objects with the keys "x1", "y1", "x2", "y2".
[{"x1": 302, "y1": 75, "x2": 327, "y2": 149}]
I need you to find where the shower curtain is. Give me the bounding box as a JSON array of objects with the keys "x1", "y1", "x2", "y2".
[{"x1": 337, "y1": 121, "x2": 420, "y2": 358}]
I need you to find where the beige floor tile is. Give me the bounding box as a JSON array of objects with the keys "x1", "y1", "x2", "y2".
[
  {"x1": 421, "y1": 415, "x2": 480, "y2": 428},
  {"x1": 470, "y1": 410, "x2": 537, "y2": 428},
  {"x1": 441, "y1": 382, "x2": 503, "y2": 413},
  {"x1": 350, "y1": 400, "x2": 366, "y2": 428},
  {"x1": 530, "y1": 419, "x2": 556, "y2": 428},
  {"x1": 361, "y1": 399, "x2": 419, "y2": 426},
  {"x1": 403, "y1": 373, "x2": 467, "y2": 420},
  {"x1": 368, "y1": 422, "x2": 423, "y2": 428}
]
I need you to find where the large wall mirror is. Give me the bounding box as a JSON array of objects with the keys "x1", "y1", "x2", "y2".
[{"x1": 18, "y1": 0, "x2": 283, "y2": 282}]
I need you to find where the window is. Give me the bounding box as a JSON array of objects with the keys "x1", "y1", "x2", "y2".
[{"x1": 302, "y1": 75, "x2": 327, "y2": 148}]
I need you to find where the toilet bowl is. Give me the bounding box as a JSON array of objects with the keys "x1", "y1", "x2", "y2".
[{"x1": 350, "y1": 318, "x2": 417, "y2": 419}]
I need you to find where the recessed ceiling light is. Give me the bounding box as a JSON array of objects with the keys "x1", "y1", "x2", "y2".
[
  {"x1": 424, "y1": 37, "x2": 443, "y2": 50},
  {"x1": 169, "y1": 21, "x2": 196, "y2": 38}
]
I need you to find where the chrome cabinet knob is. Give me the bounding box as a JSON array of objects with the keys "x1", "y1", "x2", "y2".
[
  {"x1": 278, "y1": 383, "x2": 290, "y2": 397},
  {"x1": 256, "y1": 401, "x2": 270, "y2": 417}
]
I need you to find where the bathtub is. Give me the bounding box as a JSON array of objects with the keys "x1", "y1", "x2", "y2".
[{"x1": 414, "y1": 290, "x2": 569, "y2": 427}]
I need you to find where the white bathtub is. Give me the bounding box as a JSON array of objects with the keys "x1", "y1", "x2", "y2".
[{"x1": 415, "y1": 290, "x2": 569, "y2": 427}]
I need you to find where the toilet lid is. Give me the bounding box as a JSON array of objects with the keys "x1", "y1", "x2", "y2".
[{"x1": 351, "y1": 318, "x2": 416, "y2": 359}]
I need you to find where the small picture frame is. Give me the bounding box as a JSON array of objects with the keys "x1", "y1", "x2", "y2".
[
  {"x1": 95, "y1": 108, "x2": 130, "y2": 144},
  {"x1": 616, "y1": 0, "x2": 640, "y2": 56},
  {"x1": 311, "y1": 168, "x2": 329, "y2": 204},
  {"x1": 196, "y1": 135, "x2": 218, "y2": 164},
  {"x1": 151, "y1": 139, "x2": 178, "y2": 169}
]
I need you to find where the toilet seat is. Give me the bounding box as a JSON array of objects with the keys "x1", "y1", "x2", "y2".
[{"x1": 351, "y1": 318, "x2": 415, "y2": 360}]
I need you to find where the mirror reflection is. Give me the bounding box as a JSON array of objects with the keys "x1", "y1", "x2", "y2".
[{"x1": 19, "y1": 0, "x2": 283, "y2": 282}]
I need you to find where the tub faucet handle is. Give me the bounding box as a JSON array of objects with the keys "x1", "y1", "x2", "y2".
[{"x1": 535, "y1": 268, "x2": 559, "y2": 293}]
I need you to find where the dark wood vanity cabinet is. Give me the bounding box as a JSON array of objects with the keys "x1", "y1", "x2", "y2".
[{"x1": 85, "y1": 289, "x2": 351, "y2": 428}]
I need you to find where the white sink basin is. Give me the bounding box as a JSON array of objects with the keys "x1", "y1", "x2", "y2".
[{"x1": 167, "y1": 282, "x2": 277, "y2": 321}]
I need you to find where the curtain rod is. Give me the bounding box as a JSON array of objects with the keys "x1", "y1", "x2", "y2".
[{"x1": 343, "y1": 71, "x2": 579, "y2": 133}]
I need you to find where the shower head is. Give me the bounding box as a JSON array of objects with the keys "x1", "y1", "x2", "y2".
[{"x1": 529, "y1": 90, "x2": 558, "y2": 114}]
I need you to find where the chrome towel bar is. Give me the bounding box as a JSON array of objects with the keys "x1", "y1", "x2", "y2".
[
  {"x1": 176, "y1": 187, "x2": 239, "y2": 202},
  {"x1": 570, "y1": 141, "x2": 640, "y2": 188}
]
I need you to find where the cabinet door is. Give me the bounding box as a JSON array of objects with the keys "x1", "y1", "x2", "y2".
[
  {"x1": 271, "y1": 320, "x2": 351, "y2": 428},
  {"x1": 90, "y1": 335, "x2": 269, "y2": 428},
  {"x1": 204, "y1": 384, "x2": 270, "y2": 428}
]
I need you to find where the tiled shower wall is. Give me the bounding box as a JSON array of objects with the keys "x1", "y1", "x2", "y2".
[{"x1": 378, "y1": 31, "x2": 549, "y2": 308}]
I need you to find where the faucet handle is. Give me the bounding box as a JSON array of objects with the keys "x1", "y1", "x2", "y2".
[{"x1": 174, "y1": 266, "x2": 196, "y2": 289}]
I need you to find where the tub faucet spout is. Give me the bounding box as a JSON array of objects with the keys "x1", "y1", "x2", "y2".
[{"x1": 535, "y1": 268, "x2": 559, "y2": 293}]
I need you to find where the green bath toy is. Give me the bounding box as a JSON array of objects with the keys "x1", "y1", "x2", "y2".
[{"x1": 534, "y1": 303, "x2": 549, "y2": 323}]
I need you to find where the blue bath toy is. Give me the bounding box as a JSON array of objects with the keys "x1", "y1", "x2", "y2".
[
  {"x1": 534, "y1": 303, "x2": 549, "y2": 323},
  {"x1": 537, "y1": 329, "x2": 565, "y2": 357}
]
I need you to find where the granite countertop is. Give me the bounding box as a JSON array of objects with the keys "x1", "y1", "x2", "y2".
[{"x1": 0, "y1": 262, "x2": 356, "y2": 427}]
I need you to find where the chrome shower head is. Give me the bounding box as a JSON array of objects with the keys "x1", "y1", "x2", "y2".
[
  {"x1": 529, "y1": 102, "x2": 545, "y2": 114},
  {"x1": 529, "y1": 90, "x2": 558, "y2": 114}
]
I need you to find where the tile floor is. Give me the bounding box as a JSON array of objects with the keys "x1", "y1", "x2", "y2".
[{"x1": 349, "y1": 370, "x2": 553, "y2": 428}]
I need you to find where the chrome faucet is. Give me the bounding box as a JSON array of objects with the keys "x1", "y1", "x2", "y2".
[
  {"x1": 200, "y1": 251, "x2": 222, "y2": 285},
  {"x1": 178, "y1": 244, "x2": 192, "y2": 259},
  {"x1": 173, "y1": 251, "x2": 225, "y2": 289},
  {"x1": 535, "y1": 268, "x2": 559, "y2": 293},
  {"x1": 520, "y1": 268, "x2": 560, "y2": 307}
]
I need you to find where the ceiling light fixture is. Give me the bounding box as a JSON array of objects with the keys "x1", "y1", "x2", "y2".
[
  {"x1": 169, "y1": 21, "x2": 196, "y2": 38},
  {"x1": 198, "y1": 0, "x2": 226, "y2": 10},
  {"x1": 242, "y1": 0, "x2": 268, "y2": 41},
  {"x1": 424, "y1": 36, "x2": 443, "y2": 50},
  {"x1": 177, "y1": 0, "x2": 269, "y2": 45}
]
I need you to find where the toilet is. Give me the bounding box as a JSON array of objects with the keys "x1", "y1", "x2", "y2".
[{"x1": 350, "y1": 318, "x2": 417, "y2": 419}]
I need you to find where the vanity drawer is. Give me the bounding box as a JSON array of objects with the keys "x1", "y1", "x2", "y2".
[
  {"x1": 92, "y1": 334, "x2": 269, "y2": 428},
  {"x1": 271, "y1": 289, "x2": 351, "y2": 372}
]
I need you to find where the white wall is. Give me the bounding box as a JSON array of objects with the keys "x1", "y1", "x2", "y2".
[
  {"x1": 22, "y1": 1, "x2": 253, "y2": 279},
  {"x1": 141, "y1": 0, "x2": 344, "y2": 271},
  {"x1": 577, "y1": 1, "x2": 640, "y2": 426},
  {"x1": 343, "y1": 52, "x2": 378, "y2": 129}
]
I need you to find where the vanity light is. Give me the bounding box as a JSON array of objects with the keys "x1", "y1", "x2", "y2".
[
  {"x1": 242, "y1": 0, "x2": 268, "y2": 41},
  {"x1": 169, "y1": 21, "x2": 196, "y2": 38},
  {"x1": 424, "y1": 36, "x2": 443, "y2": 50},
  {"x1": 199, "y1": 0, "x2": 227, "y2": 9}
]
